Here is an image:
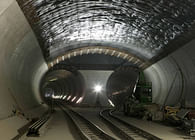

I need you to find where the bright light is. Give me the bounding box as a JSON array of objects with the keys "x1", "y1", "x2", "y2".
[
  {"x1": 45, "y1": 93, "x2": 51, "y2": 98},
  {"x1": 67, "y1": 95, "x2": 71, "y2": 101},
  {"x1": 93, "y1": 84, "x2": 102, "y2": 93},
  {"x1": 133, "y1": 84, "x2": 137, "y2": 93},
  {"x1": 108, "y1": 99, "x2": 115, "y2": 107},
  {"x1": 52, "y1": 95, "x2": 62, "y2": 99},
  {"x1": 71, "y1": 96, "x2": 76, "y2": 102},
  {"x1": 76, "y1": 97, "x2": 83, "y2": 104},
  {"x1": 62, "y1": 95, "x2": 67, "y2": 100},
  {"x1": 133, "y1": 78, "x2": 139, "y2": 93},
  {"x1": 49, "y1": 78, "x2": 58, "y2": 82}
]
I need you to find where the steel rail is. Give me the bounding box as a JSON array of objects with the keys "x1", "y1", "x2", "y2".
[
  {"x1": 100, "y1": 109, "x2": 162, "y2": 140},
  {"x1": 60, "y1": 105, "x2": 117, "y2": 140}
]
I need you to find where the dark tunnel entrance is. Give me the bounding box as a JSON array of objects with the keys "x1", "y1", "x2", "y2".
[
  {"x1": 40, "y1": 69, "x2": 85, "y2": 106},
  {"x1": 39, "y1": 46, "x2": 149, "y2": 108}
]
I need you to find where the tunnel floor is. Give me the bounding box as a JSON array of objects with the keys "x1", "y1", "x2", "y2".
[
  {"x1": 20, "y1": 107, "x2": 190, "y2": 140},
  {"x1": 25, "y1": 108, "x2": 77, "y2": 140}
]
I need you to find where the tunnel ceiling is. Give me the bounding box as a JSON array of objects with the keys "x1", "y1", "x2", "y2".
[{"x1": 17, "y1": 0, "x2": 195, "y2": 65}]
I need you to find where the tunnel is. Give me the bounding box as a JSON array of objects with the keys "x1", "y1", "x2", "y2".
[
  {"x1": 1, "y1": 0, "x2": 195, "y2": 139},
  {"x1": 40, "y1": 68, "x2": 85, "y2": 105}
]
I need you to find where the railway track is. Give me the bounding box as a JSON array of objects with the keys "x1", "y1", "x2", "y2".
[
  {"x1": 59, "y1": 105, "x2": 117, "y2": 140},
  {"x1": 100, "y1": 109, "x2": 162, "y2": 140}
]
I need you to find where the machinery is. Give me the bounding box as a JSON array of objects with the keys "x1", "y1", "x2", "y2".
[
  {"x1": 133, "y1": 71, "x2": 152, "y2": 103},
  {"x1": 134, "y1": 81, "x2": 152, "y2": 103},
  {"x1": 164, "y1": 106, "x2": 181, "y2": 125},
  {"x1": 164, "y1": 107, "x2": 195, "y2": 136},
  {"x1": 177, "y1": 109, "x2": 195, "y2": 136},
  {"x1": 122, "y1": 71, "x2": 164, "y2": 121}
]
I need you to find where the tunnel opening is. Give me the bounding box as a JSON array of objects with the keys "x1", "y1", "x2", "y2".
[
  {"x1": 106, "y1": 67, "x2": 140, "y2": 108},
  {"x1": 40, "y1": 68, "x2": 85, "y2": 106},
  {"x1": 41, "y1": 46, "x2": 150, "y2": 108}
]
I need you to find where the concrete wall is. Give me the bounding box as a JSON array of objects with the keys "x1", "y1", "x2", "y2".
[
  {"x1": 144, "y1": 39, "x2": 195, "y2": 107},
  {"x1": 0, "y1": 0, "x2": 48, "y2": 120}
]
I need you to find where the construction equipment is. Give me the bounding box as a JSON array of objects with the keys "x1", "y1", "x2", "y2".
[
  {"x1": 177, "y1": 109, "x2": 195, "y2": 136},
  {"x1": 164, "y1": 106, "x2": 181, "y2": 126}
]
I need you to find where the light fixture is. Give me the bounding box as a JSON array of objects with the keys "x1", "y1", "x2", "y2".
[
  {"x1": 49, "y1": 78, "x2": 57, "y2": 82},
  {"x1": 71, "y1": 96, "x2": 76, "y2": 102},
  {"x1": 93, "y1": 84, "x2": 102, "y2": 93},
  {"x1": 62, "y1": 95, "x2": 67, "y2": 100},
  {"x1": 52, "y1": 95, "x2": 61, "y2": 99},
  {"x1": 76, "y1": 97, "x2": 83, "y2": 104},
  {"x1": 67, "y1": 95, "x2": 71, "y2": 101},
  {"x1": 108, "y1": 99, "x2": 115, "y2": 107}
]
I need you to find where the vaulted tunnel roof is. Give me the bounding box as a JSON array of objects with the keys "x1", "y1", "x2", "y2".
[{"x1": 17, "y1": 0, "x2": 195, "y2": 67}]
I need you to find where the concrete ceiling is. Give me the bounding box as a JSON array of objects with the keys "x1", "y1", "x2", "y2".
[{"x1": 16, "y1": 0, "x2": 195, "y2": 66}]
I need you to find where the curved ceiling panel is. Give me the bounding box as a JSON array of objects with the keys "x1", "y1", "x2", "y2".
[{"x1": 17, "y1": 0, "x2": 195, "y2": 62}]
